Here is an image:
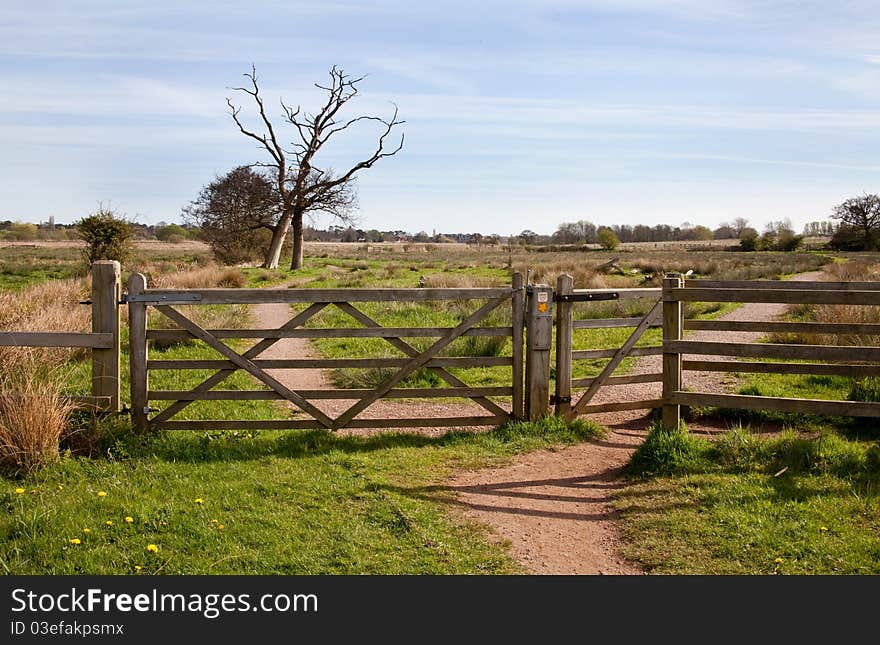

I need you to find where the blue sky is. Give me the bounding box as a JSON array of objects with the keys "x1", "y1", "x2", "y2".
[{"x1": 2, "y1": 1, "x2": 879, "y2": 236}]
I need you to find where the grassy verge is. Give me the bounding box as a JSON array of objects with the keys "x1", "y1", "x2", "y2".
[
  {"x1": 616, "y1": 422, "x2": 880, "y2": 574},
  {"x1": 1, "y1": 416, "x2": 602, "y2": 574}
]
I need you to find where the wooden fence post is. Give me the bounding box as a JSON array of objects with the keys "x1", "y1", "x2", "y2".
[
  {"x1": 91, "y1": 261, "x2": 120, "y2": 412},
  {"x1": 511, "y1": 272, "x2": 525, "y2": 420},
  {"x1": 554, "y1": 274, "x2": 573, "y2": 419},
  {"x1": 128, "y1": 273, "x2": 149, "y2": 432},
  {"x1": 662, "y1": 273, "x2": 683, "y2": 430},
  {"x1": 525, "y1": 283, "x2": 553, "y2": 421}
]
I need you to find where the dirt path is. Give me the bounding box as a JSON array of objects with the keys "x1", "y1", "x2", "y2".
[
  {"x1": 449, "y1": 270, "x2": 827, "y2": 575},
  {"x1": 254, "y1": 271, "x2": 825, "y2": 574}
]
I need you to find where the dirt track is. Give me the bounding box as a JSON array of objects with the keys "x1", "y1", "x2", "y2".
[{"x1": 255, "y1": 271, "x2": 825, "y2": 574}]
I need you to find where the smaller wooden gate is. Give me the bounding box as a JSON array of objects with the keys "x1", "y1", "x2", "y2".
[
  {"x1": 126, "y1": 274, "x2": 524, "y2": 432},
  {"x1": 552, "y1": 275, "x2": 663, "y2": 420}
]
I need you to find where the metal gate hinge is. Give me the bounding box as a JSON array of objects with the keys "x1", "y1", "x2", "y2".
[{"x1": 549, "y1": 395, "x2": 571, "y2": 405}]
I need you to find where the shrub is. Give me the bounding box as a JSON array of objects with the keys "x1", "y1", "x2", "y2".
[
  {"x1": 597, "y1": 227, "x2": 620, "y2": 250},
  {"x1": 75, "y1": 208, "x2": 134, "y2": 265},
  {"x1": 155, "y1": 223, "x2": 188, "y2": 243}
]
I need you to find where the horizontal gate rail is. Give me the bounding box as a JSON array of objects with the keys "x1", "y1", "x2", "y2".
[
  {"x1": 147, "y1": 357, "x2": 513, "y2": 370},
  {"x1": 148, "y1": 386, "x2": 513, "y2": 400},
  {"x1": 130, "y1": 287, "x2": 513, "y2": 305},
  {"x1": 146, "y1": 326, "x2": 512, "y2": 341}
]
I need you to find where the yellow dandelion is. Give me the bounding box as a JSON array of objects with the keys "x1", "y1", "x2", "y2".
[
  {"x1": 105, "y1": 520, "x2": 113, "y2": 526},
  {"x1": 217, "y1": 524, "x2": 225, "y2": 530},
  {"x1": 57, "y1": 484, "x2": 64, "y2": 491},
  {"x1": 69, "y1": 538, "x2": 81, "y2": 545},
  {"x1": 774, "y1": 557, "x2": 783, "y2": 564},
  {"x1": 83, "y1": 528, "x2": 91, "y2": 533},
  {"x1": 194, "y1": 498, "x2": 204, "y2": 504},
  {"x1": 134, "y1": 565, "x2": 142, "y2": 572},
  {"x1": 820, "y1": 526, "x2": 829, "y2": 532},
  {"x1": 97, "y1": 491, "x2": 107, "y2": 497},
  {"x1": 30, "y1": 489, "x2": 37, "y2": 494},
  {"x1": 14, "y1": 488, "x2": 24, "y2": 494},
  {"x1": 124, "y1": 516, "x2": 134, "y2": 524},
  {"x1": 210, "y1": 519, "x2": 218, "y2": 524},
  {"x1": 146, "y1": 544, "x2": 159, "y2": 553}
]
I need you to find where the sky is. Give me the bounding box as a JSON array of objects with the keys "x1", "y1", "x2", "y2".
[{"x1": 2, "y1": 1, "x2": 879, "y2": 237}]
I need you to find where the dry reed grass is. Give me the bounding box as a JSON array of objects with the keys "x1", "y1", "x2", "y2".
[{"x1": 0, "y1": 359, "x2": 76, "y2": 475}]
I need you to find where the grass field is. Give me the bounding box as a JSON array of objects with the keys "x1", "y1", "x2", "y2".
[{"x1": 2, "y1": 239, "x2": 879, "y2": 574}]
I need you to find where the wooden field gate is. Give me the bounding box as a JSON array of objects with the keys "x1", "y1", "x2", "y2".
[
  {"x1": 126, "y1": 273, "x2": 525, "y2": 432},
  {"x1": 549, "y1": 272, "x2": 880, "y2": 425}
]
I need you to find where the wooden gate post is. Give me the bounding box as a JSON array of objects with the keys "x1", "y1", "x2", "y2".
[
  {"x1": 511, "y1": 272, "x2": 525, "y2": 420},
  {"x1": 662, "y1": 273, "x2": 683, "y2": 430},
  {"x1": 525, "y1": 283, "x2": 553, "y2": 421},
  {"x1": 554, "y1": 274, "x2": 573, "y2": 419},
  {"x1": 91, "y1": 261, "x2": 121, "y2": 412},
  {"x1": 128, "y1": 273, "x2": 149, "y2": 432}
]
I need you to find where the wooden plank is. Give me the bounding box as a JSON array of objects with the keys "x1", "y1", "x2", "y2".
[
  {"x1": 511, "y1": 272, "x2": 525, "y2": 420},
  {"x1": 575, "y1": 399, "x2": 663, "y2": 414},
  {"x1": 571, "y1": 299, "x2": 662, "y2": 417},
  {"x1": 683, "y1": 320, "x2": 880, "y2": 335},
  {"x1": 134, "y1": 287, "x2": 513, "y2": 305},
  {"x1": 147, "y1": 303, "x2": 327, "y2": 426},
  {"x1": 332, "y1": 302, "x2": 509, "y2": 418},
  {"x1": 571, "y1": 288, "x2": 661, "y2": 300},
  {"x1": 683, "y1": 360, "x2": 880, "y2": 377},
  {"x1": 573, "y1": 316, "x2": 661, "y2": 329},
  {"x1": 91, "y1": 261, "x2": 121, "y2": 412},
  {"x1": 148, "y1": 386, "x2": 513, "y2": 400},
  {"x1": 0, "y1": 332, "x2": 113, "y2": 348},
  {"x1": 663, "y1": 274, "x2": 684, "y2": 430},
  {"x1": 571, "y1": 373, "x2": 663, "y2": 388},
  {"x1": 154, "y1": 416, "x2": 506, "y2": 431},
  {"x1": 154, "y1": 305, "x2": 335, "y2": 429},
  {"x1": 668, "y1": 288, "x2": 880, "y2": 306},
  {"x1": 666, "y1": 340, "x2": 880, "y2": 362},
  {"x1": 526, "y1": 285, "x2": 553, "y2": 421},
  {"x1": 146, "y1": 326, "x2": 512, "y2": 341},
  {"x1": 333, "y1": 296, "x2": 509, "y2": 429},
  {"x1": 686, "y1": 279, "x2": 880, "y2": 291},
  {"x1": 571, "y1": 346, "x2": 662, "y2": 360},
  {"x1": 554, "y1": 275, "x2": 573, "y2": 418},
  {"x1": 127, "y1": 273, "x2": 148, "y2": 432},
  {"x1": 670, "y1": 391, "x2": 880, "y2": 418},
  {"x1": 147, "y1": 356, "x2": 514, "y2": 370}
]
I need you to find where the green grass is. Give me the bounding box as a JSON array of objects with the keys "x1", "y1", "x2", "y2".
[
  {"x1": 1, "y1": 416, "x2": 603, "y2": 574},
  {"x1": 617, "y1": 422, "x2": 880, "y2": 574}
]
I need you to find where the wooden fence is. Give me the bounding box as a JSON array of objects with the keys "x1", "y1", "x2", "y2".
[
  {"x1": 0, "y1": 260, "x2": 120, "y2": 412},
  {"x1": 662, "y1": 275, "x2": 880, "y2": 427},
  {"x1": 127, "y1": 273, "x2": 525, "y2": 432}
]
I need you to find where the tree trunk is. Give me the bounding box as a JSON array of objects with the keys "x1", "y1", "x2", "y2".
[
  {"x1": 290, "y1": 213, "x2": 304, "y2": 270},
  {"x1": 263, "y1": 209, "x2": 294, "y2": 269}
]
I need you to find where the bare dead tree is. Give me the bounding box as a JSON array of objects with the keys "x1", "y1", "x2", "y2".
[{"x1": 227, "y1": 65, "x2": 404, "y2": 269}]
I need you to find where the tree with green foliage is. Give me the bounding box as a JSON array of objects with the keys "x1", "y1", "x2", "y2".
[
  {"x1": 830, "y1": 193, "x2": 880, "y2": 251},
  {"x1": 597, "y1": 226, "x2": 620, "y2": 250},
  {"x1": 75, "y1": 208, "x2": 134, "y2": 265},
  {"x1": 154, "y1": 223, "x2": 188, "y2": 243}
]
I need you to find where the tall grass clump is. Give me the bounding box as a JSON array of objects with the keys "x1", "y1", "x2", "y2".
[
  {"x1": 626, "y1": 421, "x2": 712, "y2": 478},
  {"x1": 0, "y1": 356, "x2": 76, "y2": 476}
]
